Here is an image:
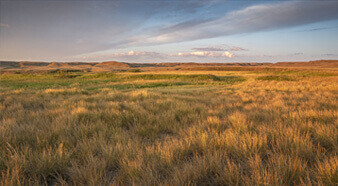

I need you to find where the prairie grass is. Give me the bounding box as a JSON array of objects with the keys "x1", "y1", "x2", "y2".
[{"x1": 0, "y1": 69, "x2": 337, "y2": 185}]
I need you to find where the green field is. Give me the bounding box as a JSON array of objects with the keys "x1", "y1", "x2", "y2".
[{"x1": 0, "y1": 69, "x2": 337, "y2": 185}]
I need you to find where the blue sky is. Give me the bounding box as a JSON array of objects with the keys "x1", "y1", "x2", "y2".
[{"x1": 0, "y1": 0, "x2": 338, "y2": 63}]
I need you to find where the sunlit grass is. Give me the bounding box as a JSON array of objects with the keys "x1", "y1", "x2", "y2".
[{"x1": 0, "y1": 69, "x2": 337, "y2": 185}]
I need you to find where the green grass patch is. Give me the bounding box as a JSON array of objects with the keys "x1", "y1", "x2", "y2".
[
  {"x1": 257, "y1": 75, "x2": 297, "y2": 81},
  {"x1": 124, "y1": 74, "x2": 244, "y2": 82},
  {"x1": 79, "y1": 72, "x2": 119, "y2": 79},
  {"x1": 128, "y1": 69, "x2": 142, "y2": 72},
  {"x1": 0, "y1": 80, "x2": 74, "y2": 90},
  {"x1": 0, "y1": 73, "x2": 245, "y2": 91}
]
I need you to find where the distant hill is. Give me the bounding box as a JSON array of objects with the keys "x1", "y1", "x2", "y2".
[
  {"x1": 0, "y1": 60, "x2": 337, "y2": 72},
  {"x1": 94, "y1": 61, "x2": 130, "y2": 68},
  {"x1": 272, "y1": 60, "x2": 338, "y2": 68},
  {"x1": 19, "y1": 61, "x2": 50, "y2": 68}
]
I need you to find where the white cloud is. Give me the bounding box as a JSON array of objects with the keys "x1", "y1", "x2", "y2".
[
  {"x1": 79, "y1": 50, "x2": 235, "y2": 61},
  {"x1": 176, "y1": 51, "x2": 234, "y2": 58},
  {"x1": 128, "y1": 50, "x2": 135, "y2": 55},
  {"x1": 222, "y1": 51, "x2": 234, "y2": 58}
]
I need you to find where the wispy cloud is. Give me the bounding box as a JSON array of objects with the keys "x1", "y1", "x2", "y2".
[
  {"x1": 298, "y1": 26, "x2": 338, "y2": 32},
  {"x1": 111, "y1": 50, "x2": 163, "y2": 58},
  {"x1": 229, "y1": 47, "x2": 247, "y2": 51},
  {"x1": 192, "y1": 47, "x2": 225, "y2": 52},
  {"x1": 0, "y1": 23, "x2": 10, "y2": 28},
  {"x1": 321, "y1": 53, "x2": 337, "y2": 57},
  {"x1": 76, "y1": 50, "x2": 164, "y2": 61},
  {"x1": 120, "y1": 1, "x2": 338, "y2": 47},
  {"x1": 192, "y1": 45, "x2": 247, "y2": 52}
]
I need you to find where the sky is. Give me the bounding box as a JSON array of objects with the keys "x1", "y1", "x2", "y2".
[{"x1": 0, "y1": 0, "x2": 338, "y2": 63}]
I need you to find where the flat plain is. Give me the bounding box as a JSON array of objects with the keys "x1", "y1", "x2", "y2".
[{"x1": 0, "y1": 61, "x2": 337, "y2": 185}]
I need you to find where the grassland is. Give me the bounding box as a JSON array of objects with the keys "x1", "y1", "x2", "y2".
[{"x1": 0, "y1": 68, "x2": 337, "y2": 185}]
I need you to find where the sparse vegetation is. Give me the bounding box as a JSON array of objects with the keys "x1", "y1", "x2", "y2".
[{"x1": 0, "y1": 68, "x2": 337, "y2": 185}]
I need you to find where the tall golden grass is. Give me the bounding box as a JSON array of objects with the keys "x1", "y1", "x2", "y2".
[{"x1": 0, "y1": 69, "x2": 337, "y2": 185}]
